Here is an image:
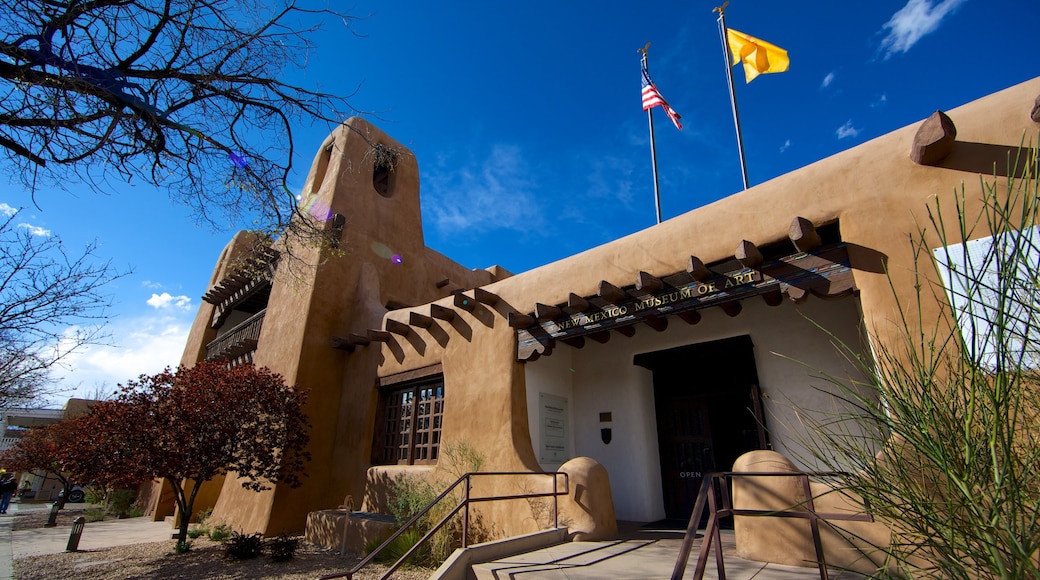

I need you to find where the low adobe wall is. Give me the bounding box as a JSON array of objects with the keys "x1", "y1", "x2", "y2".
[{"x1": 732, "y1": 450, "x2": 893, "y2": 575}]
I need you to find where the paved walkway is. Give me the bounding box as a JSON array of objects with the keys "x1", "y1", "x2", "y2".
[
  {"x1": 473, "y1": 525, "x2": 863, "y2": 579},
  {"x1": 0, "y1": 500, "x2": 175, "y2": 579},
  {"x1": 0, "y1": 504, "x2": 861, "y2": 579}
]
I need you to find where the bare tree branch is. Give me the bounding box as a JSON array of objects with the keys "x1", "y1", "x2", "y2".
[
  {"x1": 1, "y1": 0, "x2": 365, "y2": 249},
  {"x1": 0, "y1": 211, "x2": 126, "y2": 407}
]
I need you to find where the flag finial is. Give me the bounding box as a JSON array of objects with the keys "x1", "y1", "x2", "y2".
[
  {"x1": 637, "y1": 42, "x2": 650, "y2": 56},
  {"x1": 712, "y1": 1, "x2": 729, "y2": 16}
]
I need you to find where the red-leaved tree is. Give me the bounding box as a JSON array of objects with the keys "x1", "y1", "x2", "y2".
[
  {"x1": 76, "y1": 361, "x2": 310, "y2": 543},
  {"x1": 0, "y1": 419, "x2": 81, "y2": 508}
]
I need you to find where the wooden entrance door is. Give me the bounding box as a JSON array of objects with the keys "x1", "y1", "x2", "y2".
[
  {"x1": 656, "y1": 394, "x2": 715, "y2": 520},
  {"x1": 636, "y1": 334, "x2": 767, "y2": 522}
]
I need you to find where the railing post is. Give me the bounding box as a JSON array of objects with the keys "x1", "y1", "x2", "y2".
[
  {"x1": 802, "y1": 474, "x2": 829, "y2": 580},
  {"x1": 553, "y1": 473, "x2": 559, "y2": 529},
  {"x1": 462, "y1": 474, "x2": 471, "y2": 549}
]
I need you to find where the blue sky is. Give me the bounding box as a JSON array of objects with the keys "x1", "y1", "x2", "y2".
[{"x1": 3, "y1": 0, "x2": 1038, "y2": 403}]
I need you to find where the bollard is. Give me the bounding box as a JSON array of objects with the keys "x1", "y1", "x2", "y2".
[
  {"x1": 43, "y1": 503, "x2": 59, "y2": 527},
  {"x1": 66, "y1": 516, "x2": 86, "y2": 552}
]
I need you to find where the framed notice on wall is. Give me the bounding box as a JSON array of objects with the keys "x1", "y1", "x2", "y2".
[{"x1": 539, "y1": 393, "x2": 569, "y2": 464}]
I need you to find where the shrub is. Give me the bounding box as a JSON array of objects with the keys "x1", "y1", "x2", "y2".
[
  {"x1": 268, "y1": 534, "x2": 300, "y2": 562},
  {"x1": 224, "y1": 531, "x2": 264, "y2": 560},
  {"x1": 84, "y1": 487, "x2": 106, "y2": 506},
  {"x1": 364, "y1": 528, "x2": 430, "y2": 565},
  {"x1": 107, "y1": 489, "x2": 136, "y2": 517},
  {"x1": 797, "y1": 145, "x2": 1040, "y2": 577},
  {"x1": 84, "y1": 507, "x2": 107, "y2": 522},
  {"x1": 187, "y1": 527, "x2": 206, "y2": 539},
  {"x1": 383, "y1": 440, "x2": 488, "y2": 566},
  {"x1": 208, "y1": 523, "x2": 232, "y2": 543},
  {"x1": 194, "y1": 506, "x2": 213, "y2": 524},
  {"x1": 174, "y1": 540, "x2": 192, "y2": 554}
]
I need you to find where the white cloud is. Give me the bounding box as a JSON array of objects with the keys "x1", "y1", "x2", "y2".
[
  {"x1": 879, "y1": 0, "x2": 967, "y2": 58},
  {"x1": 836, "y1": 120, "x2": 861, "y2": 140},
  {"x1": 49, "y1": 314, "x2": 191, "y2": 402},
  {"x1": 147, "y1": 292, "x2": 192, "y2": 310},
  {"x1": 17, "y1": 223, "x2": 51, "y2": 237},
  {"x1": 872, "y1": 94, "x2": 889, "y2": 108},
  {"x1": 820, "y1": 72, "x2": 836, "y2": 89},
  {"x1": 780, "y1": 139, "x2": 792, "y2": 153},
  {"x1": 0, "y1": 203, "x2": 17, "y2": 217},
  {"x1": 141, "y1": 280, "x2": 164, "y2": 290},
  {"x1": 423, "y1": 144, "x2": 543, "y2": 233}
]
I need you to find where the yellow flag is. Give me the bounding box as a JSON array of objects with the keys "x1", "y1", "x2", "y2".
[{"x1": 727, "y1": 28, "x2": 789, "y2": 83}]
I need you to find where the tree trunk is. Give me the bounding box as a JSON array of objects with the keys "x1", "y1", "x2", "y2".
[{"x1": 178, "y1": 507, "x2": 192, "y2": 543}]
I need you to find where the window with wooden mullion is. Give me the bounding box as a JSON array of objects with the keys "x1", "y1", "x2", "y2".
[{"x1": 382, "y1": 378, "x2": 444, "y2": 465}]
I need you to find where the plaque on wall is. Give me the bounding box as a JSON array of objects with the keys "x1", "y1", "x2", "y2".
[{"x1": 539, "y1": 393, "x2": 569, "y2": 464}]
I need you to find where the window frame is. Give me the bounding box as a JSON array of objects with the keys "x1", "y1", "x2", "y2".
[{"x1": 373, "y1": 365, "x2": 444, "y2": 466}]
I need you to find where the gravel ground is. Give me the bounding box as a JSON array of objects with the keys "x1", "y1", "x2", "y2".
[{"x1": 11, "y1": 509, "x2": 433, "y2": 580}]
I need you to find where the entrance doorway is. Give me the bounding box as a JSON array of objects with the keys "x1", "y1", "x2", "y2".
[{"x1": 634, "y1": 335, "x2": 767, "y2": 521}]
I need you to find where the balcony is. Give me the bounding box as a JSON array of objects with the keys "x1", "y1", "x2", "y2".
[{"x1": 206, "y1": 309, "x2": 265, "y2": 364}]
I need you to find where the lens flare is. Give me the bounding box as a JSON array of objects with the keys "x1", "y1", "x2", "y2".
[{"x1": 229, "y1": 151, "x2": 248, "y2": 168}]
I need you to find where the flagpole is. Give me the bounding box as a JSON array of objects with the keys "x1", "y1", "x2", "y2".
[
  {"x1": 714, "y1": 3, "x2": 750, "y2": 190},
  {"x1": 640, "y1": 47, "x2": 664, "y2": 224}
]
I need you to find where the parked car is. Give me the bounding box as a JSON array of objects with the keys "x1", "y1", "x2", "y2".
[{"x1": 58, "y1": 485, "x2": 86, "y2": 503}]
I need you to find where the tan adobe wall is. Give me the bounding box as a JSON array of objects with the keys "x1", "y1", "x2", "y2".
[
  {"x1": 166, "y1": 119, "x2": 509, "y2": 535},
  {"x1": 373, "y1": 77, "x2": 1040, "y2": 540}
]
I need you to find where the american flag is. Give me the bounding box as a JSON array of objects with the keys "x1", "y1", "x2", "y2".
[{"x1": 641, "y1": 61, "x2": 682, "y2": 130}]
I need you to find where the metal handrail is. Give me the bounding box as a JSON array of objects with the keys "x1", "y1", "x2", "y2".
[
  {"x1": 671, "y1": 471, "x2": 874, "y2": 580},
  {"x1": 320, "y1": 471, "x2": 570, "y2": 580}
]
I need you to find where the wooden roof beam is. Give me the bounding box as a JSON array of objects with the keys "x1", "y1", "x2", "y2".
[
  {"x1": 330, "y1": 336, "x2": 354, "y2": 351},
  {"x1": 535, "y1": 303, "x2": 563, "y2": 321},
  {"x1": 409, "y1": 312, "x2": 434, "y2": 329},
  {"x1": 508, "y1": 312, "x2": 536, "y2": 328},
  {"x1": 566, "y1": 293, "x2": 590, "y2": 312},
  {"x1": 562, "y1": 336, "x2": 586, "y2": 349},
  {"x1": 386, "y1": 319, "x2": 412, "y2": 336},
  {"x1": 678, "y1": 310, "x2": 702, "y2": 325},
  {"x1": 347, "y1": 333, "x2": 371, "y2": 346},
  {"x1": 645, "y1": 317, "x2": 668, "y2": 332},
  {"x1": 473, "y1": 287, "x2": 499, "y2": 306},
  {"x1": 719, "y1": 301, "x2": 743, "y2": 318},
  {"x1": 736, "y1": 240, "x2": 764, "y2": 269},
  {"x1": 789, "y1": 217, "x2": 822, "y2": 253},
  {"x1": 430, "y1": 303, "x2": 456, "y2": 321},
  {"x1": 687, "y1": 256, "x2": 712, "y2": 281},
  {"x1": 453, "y1": 292, "x2": 478, "y2": 312},
  {"x1": 367, "y1": 329, "x2": 391, "y2": 343},
  {"x1": 598, "y1": 280, "x2": 627, "y2": 304},
  {"x1": 762, "y1": 288, "x2": 784, "y2": 306},
  {"x1": 636, "y1": 271, "x2": 664, "y2": 292}
]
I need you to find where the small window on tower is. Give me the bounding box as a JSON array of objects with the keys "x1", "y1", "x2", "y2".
[{"x1": 371, "y1": 144, "x2": 397, "y2": 198}]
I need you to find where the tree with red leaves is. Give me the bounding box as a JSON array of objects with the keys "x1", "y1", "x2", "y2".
[
  {"x1": 77, "y1": 361, "x2": 310, "y2": 543},
  {"x1": 0, "y1": 419, "x2": 82, "y2": 508}
]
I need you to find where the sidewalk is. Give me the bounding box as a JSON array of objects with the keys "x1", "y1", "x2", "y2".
[
  {"x1": 0, "y1": 500, "x2": 175, "y2": 579},
  {"x1": 0, "y1": 505, "x2": 862, "y2": 579},
  {"x1": 472, "y1": 523, "x2": 864, "y2": 580}
]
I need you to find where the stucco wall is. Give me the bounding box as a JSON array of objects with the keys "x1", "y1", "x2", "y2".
[
  {"x1": 375, "y1": 77, "x2": 1040, "y2": 538},
  {"x1": 523, "y1": 293, "x2": 868, "y2": 522},
  {"x1": 172, "y1": 77, "x2": 1040, "y2": 542}
]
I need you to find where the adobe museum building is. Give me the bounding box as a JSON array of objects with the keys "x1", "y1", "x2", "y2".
[{"x1": 146, "y1": 77, "x2": 1040, "y2": 570}]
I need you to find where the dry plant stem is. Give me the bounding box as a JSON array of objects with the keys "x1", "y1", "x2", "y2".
[{"x1": 791, "y1": 142, "x2": 1040, "y2": 579}]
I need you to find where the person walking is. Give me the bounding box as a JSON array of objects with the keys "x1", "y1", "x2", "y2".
[{"x1": 0, "y1": 471, "x2": 17, "y2": 513}]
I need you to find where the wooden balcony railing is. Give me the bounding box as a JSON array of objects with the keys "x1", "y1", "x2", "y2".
[{"x1": 205, "y1": 309, "x2": 265, "y2": 363}]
